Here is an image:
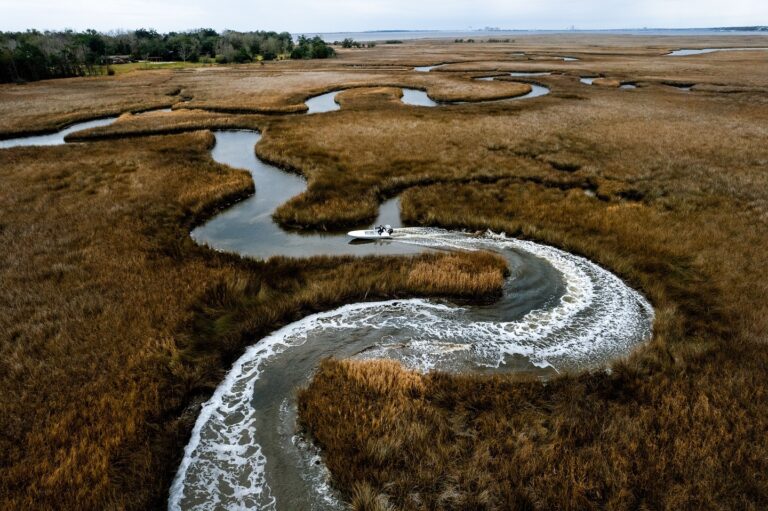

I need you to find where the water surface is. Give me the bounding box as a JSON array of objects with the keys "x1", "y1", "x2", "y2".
[
  {"x1": 307, "y1": 88, "x2": 439, "y2": 111},
  {"x1": 0, "y1": 86, "x2": 654, "y2": 511},
  {"x1": 400, "y1": 88, "x2": 438, "y2": 106},
  {"x1": 171, "y1": 227, "x2": 654, "y2": 511},
  {"x1": 173, "y1": 125, "x2": 653, "y2": 510},
  {"x1": 666, "y1": 47, "x2": 768, "y2": 56},
  {"x1": 0, "y1": 117, "x2": 117, "y2": 149},
  {"x1": 0, "y1": 108, "x2": 172, "y2": 149},
  {"x1": 191, "y1": 131, "x2": 425, "y2": 258},
  {"x1": 305, "y1": 92, "x2": 341, "y2": 114}
]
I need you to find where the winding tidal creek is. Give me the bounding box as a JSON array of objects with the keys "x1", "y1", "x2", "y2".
[
  {"x1": 173, "y1": 90, "x2": 652, "y2": 509},
  {"x1": 0, "y1": 85, "x2": 653, "y2": 511}
]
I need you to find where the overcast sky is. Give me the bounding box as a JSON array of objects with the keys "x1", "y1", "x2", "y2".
[{"x1": 1, "y1": 0, "x2": 766, "y2": 33}]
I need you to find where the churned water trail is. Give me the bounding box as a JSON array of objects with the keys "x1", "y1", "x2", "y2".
[
  {"x1": 172, "y1": 126, "x2": 653, "y2": 509},
  {"x1": 170, "y1": 226, "x2": 653, "y2": 510},
  {"x1": 0, "y1": 86, "x2": 653, "y2": 511}
]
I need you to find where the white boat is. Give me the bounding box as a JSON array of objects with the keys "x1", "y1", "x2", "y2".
[{"x1": 347, "y1": 224, "x2": 399, "y2": 240}]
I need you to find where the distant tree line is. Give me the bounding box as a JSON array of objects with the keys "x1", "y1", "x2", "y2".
[
  {"x1": 0, "y1": 29, "x2": 336, "y2": 83},
  {"x1": 290, "y1": 36, "x2": 336, "y2": 59},
  {"x1": 335, "y1": 38, "x2": 376, "y2": 49}
]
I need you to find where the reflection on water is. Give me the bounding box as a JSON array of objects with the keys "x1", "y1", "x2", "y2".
[
  {"x1": 305, "y1": 92, "x2": 341, "y2": 114},
  {"x1": 0, "y1": 117, "x2": 117, "y2": 148},
  {"x1": 307, "y1": 88, "x2": 440, "y2": 111},
  {"x1": 174, "y1": 128, "x2": 654, "y2": 511},
  {"x1": 0, "y1": 108, "x2": 172, "y2": 149},
  {"x1": 468, "y1": 79, "x2": 551, "y2": 101},
  {"x1": 512, "y1": 83, "x2": 550, "y2": 99},
  {"x1": 191, "y1": 131, "x2": 425, "y2": 258},
  {"x1": 401, "y1": 88, "x2": 438, "y2": 106},
  {"x1": 170, "y1": 227, "x2": 655, "y2": 511}
]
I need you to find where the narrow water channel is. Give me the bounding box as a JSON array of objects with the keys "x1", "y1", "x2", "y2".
[
  {"x1": 666, "y1": 47, "x2": 768, "y2": 56},
  {"x1": 0, "y1": 108, "x2": 172, "y2": 148},
  {"x1": 172, "y1": 122, "x2": 653, "y2": 509},
  {"x1": 306, "y1": 87, "x2": 439, "y2": 113},
  {"x1": 0, "y1": 87, "x2": 654, "y2": 511},
  {"x1": 0, "y1": 117, "x2": 117, "y2": 148},
  {"x1": 191, "y1": 130, "x2": 424, "y2": 258}
]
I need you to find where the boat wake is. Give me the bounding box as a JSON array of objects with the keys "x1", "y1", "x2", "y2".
[
  {"x1": 0, "y1": 102, "x2": 654, "y2": 511},
  {"x1": 169, "y1": 228, "x2": 653, "y2": 510}
]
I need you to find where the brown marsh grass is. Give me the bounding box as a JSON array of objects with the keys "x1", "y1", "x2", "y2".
[
  {"x1": 301, "y1": 178, "x2": 768, "y2": 509},
  {"x1": 1, "y1": 36, "x2": 768, "y2": 509},
  {"x1": 0, "y1": 71, "x2": 180, "y2": 138},
  {"x1": 3, "y1": 34, "x2": 767, "y2": 137},
  {"x1": 591, "y1": 77, "x2": 622, "y2": 87},
  {"x1": 286, "y1": 41, "x2": 768, "y2": 510},
  {"x1": 0, "y1": 132, "x2": 504, "y2": 510}
]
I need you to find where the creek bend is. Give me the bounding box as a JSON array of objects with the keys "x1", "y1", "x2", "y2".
[
  {"x1": 0, "y1": 88, "x2": 653, "y2": 511},
  {"x1": 173, "y1": 116, "x2": 651, "y2": 507}
]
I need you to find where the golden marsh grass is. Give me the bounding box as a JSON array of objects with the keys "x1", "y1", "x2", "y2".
[{"x1": 1, "y1": 35, "x2": 767, "y2": 509}]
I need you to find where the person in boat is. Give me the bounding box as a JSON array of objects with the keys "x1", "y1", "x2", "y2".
[
  {"x1": 385, "y1": 224, "x2": 394, "y2": 235},
  {"x1": 376, "y1": 225, "x2": 385, "y2": 235}
]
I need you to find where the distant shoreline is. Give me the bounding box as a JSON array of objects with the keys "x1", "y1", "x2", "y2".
[{"x1": 299, "y1": 27, "x2": 768, "y2": 42}]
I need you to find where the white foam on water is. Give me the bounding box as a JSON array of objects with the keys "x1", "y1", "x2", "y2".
[
  {"x1": 169, "y1": 228, "x2": 653, "y2": 510},
  {"x1": 382, "y1": 229, "x2": 653, "y2": 370},
  {"x1": 168, "y1": 297, "x2": 450, "y2": 511}
]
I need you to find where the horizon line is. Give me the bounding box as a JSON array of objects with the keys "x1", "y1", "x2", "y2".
[{"x1": 2, "y1": 25, "x2": 767, "y2": 34}]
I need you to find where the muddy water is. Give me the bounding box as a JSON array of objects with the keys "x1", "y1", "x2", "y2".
[{"x1": 172, "y1": 86, "x2": 653, "y2": 510}]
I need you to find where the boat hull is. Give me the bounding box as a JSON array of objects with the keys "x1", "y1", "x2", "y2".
[{"x1": 347, "y1": 229, "x2": 393, "y2": 240}]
